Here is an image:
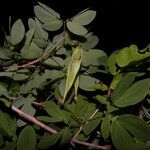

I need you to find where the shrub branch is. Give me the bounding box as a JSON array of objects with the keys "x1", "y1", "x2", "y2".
[{"x1": 11, "y1": 105, "x2": 111, "y2": 150}]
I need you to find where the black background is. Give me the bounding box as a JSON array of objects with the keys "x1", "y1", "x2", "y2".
[{"x1": 0, "y1": 0, "x2": 150, "y2": 54}]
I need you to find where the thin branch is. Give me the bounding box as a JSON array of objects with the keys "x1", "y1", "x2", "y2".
[
  {"x1": 11, "y1": 105, "x2": 111, "y2": 149},
  {"x1": 11, "y1": 105, "x2": 57, "y2": 134},
  {"x1": 71, "y1": 139, "x2": 111, "y2": 150},
  {"x1": 73, "y1": 108, "x2": 99, "y2": 139},
  {"x1": 73, "y1": 125, "x2": 83, "y2": 139},
  {"x1": 3, "y1": 33, "x2": 68, "y2": 71},
  {"x1": 89, "y1": 108, "x2": 99, "y2": 120}
]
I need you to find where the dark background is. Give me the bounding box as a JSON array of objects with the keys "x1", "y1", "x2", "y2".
[{"x1": 0, "y1": 0, "x2": 150, "y2": 54}]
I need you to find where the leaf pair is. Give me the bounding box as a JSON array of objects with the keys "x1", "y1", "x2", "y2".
[
  {"x1": 111, "y1": 115, "x2": 150, "y2": 150},
  {"x1": 34, "y1": 2, "x2": 63, "y2": 31},
  {"x1": 112, "y1": 74, "x2": 150, "y2": 107},
  {"x1": 67, "y1": 9, "x2": 96, "y2": 35}
]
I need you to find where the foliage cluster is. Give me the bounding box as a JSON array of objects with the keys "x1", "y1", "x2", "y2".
[{"x1": 0, "y1": 2, "x2": 150, "y2": 150}]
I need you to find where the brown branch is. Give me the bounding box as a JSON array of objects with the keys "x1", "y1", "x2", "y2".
[
  {"x1": 11, "y1": 105, "x2": 57, "y2": 134},
  {"x1": 11, "y1": 105, "x2": 111, "y2": 149},
  {"x1": 3, "y1": 33, "x2": 68, "y2": 71},
  {"x1": 71, "y1": 139, "x2": 111, "y2": 150}
]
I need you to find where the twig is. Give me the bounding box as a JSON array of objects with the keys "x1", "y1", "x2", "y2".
[
  {"x1": 11, "y1": 105, "x2": 111, "y2": 149},
  {"x1": 11, "y1": 105, "x2": 57, "y2": 134},
  {"x1": 89, "y1": 108, "x2": 99, "y2": 120},
  {"x1": 73, "y1": 125, "x2": 83, "y2": 139},
  {"x1": 32, "y1": 101, "x2": 43, "y2": 107},
  {"x1": 73, "y1": 109, "x2": 99, "y2": 139},
  {"x1": 71, "y1": 139, "x2": 111, "y2": 150},
  {"x1": 4, "y1": 33, "x2": 68, "y2": 71}
]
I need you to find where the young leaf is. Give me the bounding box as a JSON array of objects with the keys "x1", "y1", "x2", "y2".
[
  {"x1": 38, "y1": 133, "x2": 61, "y2": 149},
  {"x1": 114, "y1": 78, "x2": 150, "y2": 107},
  {"x1": 43, "y1": 19, "x2": 63, "y2": 31},
  {"x1": 101, "y1": 115, "x2": 111, "y2": 139},
  {"x1": 67, "y1": 21, "x2": 88, "y2": 35},
  {"x1": 11, "y1": 19, "x2": 25, "y2": 45},
  {"x1": 43, "y1": 101, "x2": 62, "y2": 120},
  {"x1": 17, "y1": 126, "x2": 36, "y2": 150},
  {"x1": 72, "y1": 10, "x2": 96, "y2": 25}
]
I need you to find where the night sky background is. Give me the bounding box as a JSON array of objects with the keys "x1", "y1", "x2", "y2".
[{"x1": 0, "y1": 0, "x2": 150, "y2": 54}]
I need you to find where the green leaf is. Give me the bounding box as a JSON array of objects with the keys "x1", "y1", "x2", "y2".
[
  {"x1": 60, "y1": 128, "x2": 72, "y2": 146},
  {"x1": 21, "y1": 42, "x2": 43, "y2": 60},
  {"x1": 81, "y1": 35, "x2": 99, "y2": 49},
  {"x1": 72, "y1": 10, "x2": 96, "y2": 25},
  {"x1": 37, "y1": 116, "x2": 61, "y2": 123},
  {"x1": 96, "y1": 95, "x2": 108, "y2": 105},
  {"x1": 0, "y1": 110, "x2": 16, "y2": 136},
  {"x1": 38, "y1": 133, "x2": 61, "y2": 149},
  {"x1": 59, "y1": 78, "x2": 66, "y2": 97},
  {"x1": 38, "y1": 2, "x2": 60, "y2": 19},
  {"x1": 82, "y1": 49, "x2": 107, "y2": 67},
  {"x1": 110, "y1": 119, "x2": 140, "y2": 150},
  {"x1": 17, "y1": 126, "x2": 36, "y2": 150},
  {"x1": 101, "y1": 115, "x2": 111, "y2": 139},
  {"x1": 34, "y1": 5, "x2": 56, "y2": 23},
  {"x1": 79, "y1": 75, "x2": 99, "y2": 91},
  {"x1": 24, "y1": 28, "x2": 35, "y2": 46},
  {"x1": 107, "y1": 51, "x2": 118, "y2": 75},
  {"x1": 13, "y1": 73, "x2": 29, "y2": 81},
  {"x1": 0, "y1": 85, "x2": 9, "y2": 97},
  {"x1": 114, "y1": 78, "x2": 150, "y2": 107},
  {"x1": 116, "y1": 44, "x2": 150, "y2": 67},
  {"x1": 0, "y1": 98, "x2": 11, "y2": 107},
  {"x1": 67, "y1": 21, "x2": 88, "y2": 35},
  {"x1": 11, "y1": 19, "x2": 25, "y2": 45},
  {"x1": 0, "y1": 133, "x2": 3, "y2": 146},
  {"x1": 43, "y1": 101, "x2": 62, "y2": 120},
  {"x1": 0, "y1": 72, "x2": 14, "y2": 78},
  {"x1": 43, "y1": 70, "x2": 64, "y2": 80},
  {"x1": 110, "y1": 73, "x2": 123, "y2": 90},
  {"x1": 117, "y1": 114, "x2": 150, "y2": 142},
  {"x1": 0, "y1": 47, "x2": 13, "y2": 60},
  {"x1": 34, "y1": 18, "x2": 48, "y2": 41},
  {"x1": 43, "y1": 19, "x2": 63, "y2": 31},
  {"x1": 112, "y1": 74, "x2": 135, "y2": 102},
  {"x1": 83, "y1": 118, "x2": 101, "y2": 135},
  {"x1": 44, "y1": 57, "x2": 64, "y2": 67}
]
